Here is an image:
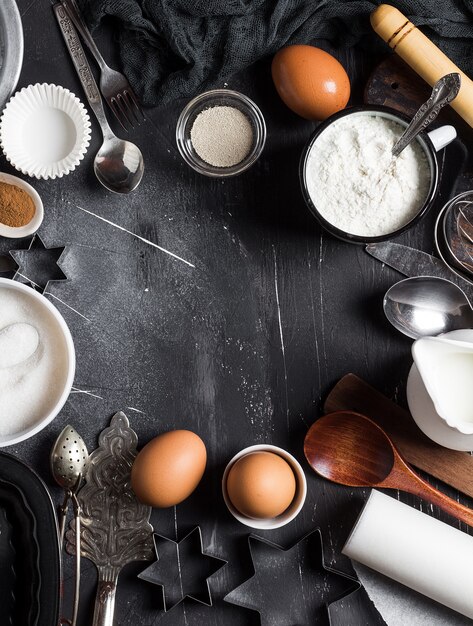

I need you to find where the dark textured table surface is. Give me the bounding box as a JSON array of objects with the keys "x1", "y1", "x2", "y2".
[{"x1": 4, "y1": 1, "x2": 473, "y2": 625}]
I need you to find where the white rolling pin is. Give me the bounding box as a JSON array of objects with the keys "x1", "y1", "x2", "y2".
[
  {"x1": 371, "y1": 4, "x2": 473, "y2": 128},
  {"x1": 342, "y1": 490, "x2": 473, "y2": 620}
]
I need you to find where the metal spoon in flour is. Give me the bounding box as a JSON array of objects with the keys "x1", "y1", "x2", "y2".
[
  {"x1": 0, "y1": 323, "x2": 39, "y2": 368},
  {"x1": 392, "y1": 73, "x2": 461, "y2": 157}
]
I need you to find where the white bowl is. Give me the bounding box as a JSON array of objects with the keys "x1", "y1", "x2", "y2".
[
  {"x1": 407, "y1": 329, "x2": 473, "y2": 451},
  {"x1": 222, "y1": 444, "x2": 307, "y2": 530},
  {"x1": 0, "y1": 278, "x2": 75, "y2": 446},
  {"x1": 0, "y1": 172, "x2": 43, "y2": 238},
  {"x1": 0, "y1": 83, "x2": 91, "y2": 179}
]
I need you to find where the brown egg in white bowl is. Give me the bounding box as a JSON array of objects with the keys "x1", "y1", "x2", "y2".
[{"x1": 222, "y1": 444, "x2": 307, "y2": 529}]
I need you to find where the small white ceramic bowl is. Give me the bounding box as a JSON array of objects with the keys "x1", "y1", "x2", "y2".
[
  {"x1": 0, "y1": 83, "x2": 91, "y2": 179},
  {"x1": 222, "y1": 444, "x2": 307, "y2": 530},
  {"x1": 0, "y1": 172, "x2": 43, "y2": 238},
  {"x1": 0, "y1": 278, "x2": 75, "y2": 447}
]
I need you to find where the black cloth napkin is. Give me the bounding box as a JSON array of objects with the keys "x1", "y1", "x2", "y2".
[{"x1": 79, "y1": 0, "x2": 473, "y2": 107}]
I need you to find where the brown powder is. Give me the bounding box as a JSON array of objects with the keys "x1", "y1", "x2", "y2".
[{"x1": 0, "y1": 182, "x2": 36, "y2": 227}]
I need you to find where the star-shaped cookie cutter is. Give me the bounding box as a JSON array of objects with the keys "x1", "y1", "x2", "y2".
[
  {"x1": 138, "y1": 526, "x2": 227, "y2": 612},
  {"x1": 8, "y1": 234, "x2": 68, "y2": 293},
  {"x1": 224, "y1": 528, "x2": 361, "y2": 626}
]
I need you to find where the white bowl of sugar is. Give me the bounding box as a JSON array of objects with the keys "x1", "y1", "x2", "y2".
[
  {"x1": 0, "y1": 278, "x2": 75, "y2": 446},
  {"x1": 300, "y1": 105, "x2": 456, "y2": 243}
]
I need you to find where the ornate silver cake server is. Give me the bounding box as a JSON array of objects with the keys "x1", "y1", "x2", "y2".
[{"x1": 66, "y1": 412, "x2": 154, "y2": 626}]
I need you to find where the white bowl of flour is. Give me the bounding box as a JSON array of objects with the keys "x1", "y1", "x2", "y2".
[
  {"x1": 0, "y1": 278, "x2": 75, "y2": 446},
  {"x1": 300, "y1": 106, "x2": 454, "y2": 243}
]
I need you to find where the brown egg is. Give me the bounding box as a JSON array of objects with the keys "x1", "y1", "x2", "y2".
[
  {"x1": 226, "y1": 451, "x2": 296, "y2": 519},
  {"x1": 271, "y1": 45, "x2": 350, "y2": 120},
  {"x1": 131, "y1": 430, "x2": 207, "y2": 507}
]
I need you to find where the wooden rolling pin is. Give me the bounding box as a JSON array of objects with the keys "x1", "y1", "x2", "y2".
[{"x1": 371, "y1": 4, "x2": 473, "y2": 127}]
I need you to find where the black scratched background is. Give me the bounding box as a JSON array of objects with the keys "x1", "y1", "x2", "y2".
[{"x1": 3, "y1": 1, "x2": 473, "y2": 624}]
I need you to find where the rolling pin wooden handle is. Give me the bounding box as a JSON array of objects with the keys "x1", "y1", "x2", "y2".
[{"x1": 371, "y1": 4, "x2": 473, "y2": 128}]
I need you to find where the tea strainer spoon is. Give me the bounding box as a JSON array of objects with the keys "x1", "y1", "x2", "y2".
[{"x1": 51, "y1": 425, "x2": 89, "y2": 626}]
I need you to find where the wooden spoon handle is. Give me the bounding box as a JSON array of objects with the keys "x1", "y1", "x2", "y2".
[{"x1": 404, "y1": 472, "x2": 473, "y2": 527}]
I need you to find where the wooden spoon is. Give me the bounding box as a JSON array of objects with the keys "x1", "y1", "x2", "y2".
[{"x1": 304, "y1": 411, "x2": 473, "y2": 527}]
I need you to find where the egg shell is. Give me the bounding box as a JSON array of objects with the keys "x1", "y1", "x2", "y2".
[
  {"x1": 271, "y1": 45, "x2": 350, "y2": 120},
  {"x1": 131, "y1": 430, "x2": 207, "y2": 508},
  {"x1": 226, "y1": 451, "x2": 296, "y2": 519}
]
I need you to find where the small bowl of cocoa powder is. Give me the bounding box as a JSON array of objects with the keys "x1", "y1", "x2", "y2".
[{"x1": 0, "y1": 172, "x2": 43, "y2": 239}]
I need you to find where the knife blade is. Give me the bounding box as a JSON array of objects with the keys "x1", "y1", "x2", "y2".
[{"x1": 365, "y1": 241, "x2": 473, "y2": 301}]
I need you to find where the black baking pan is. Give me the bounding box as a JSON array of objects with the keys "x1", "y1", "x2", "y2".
[{"x1": 0, "y1": 452, "x2": 60, "y2": 626}]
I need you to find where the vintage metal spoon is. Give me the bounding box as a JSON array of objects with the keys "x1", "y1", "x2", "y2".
[
  {"x1": 51, "y1": 425, "x2": 89, "y2": 626},
  {"x1": 383, "y1": 276, "x2": 473, "y2": 339},
  {"x1": 392, "y1": 73, "x2": 461, "y2": 157},
  {"x1": 304, "y1": 411, "x2": 473, "y2": 526},
  {"x1": 54, "y1": 4, "x2": 144, "y2": 193}
]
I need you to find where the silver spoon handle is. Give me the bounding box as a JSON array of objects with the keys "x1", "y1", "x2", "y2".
[
  {"x1": 57, "y1": 492, "x2": 70, "y2": 545},
  {"x1": 53, "y1": 3, "x2": 113, "y2": 139},
  {"x1": 71, "y1": 494, "x2": 82, "y2": 626},
  {"x1": 62, "y1": 0, "x2": 108, "y2": 72},
  {"x1": 392, "y1": 73, "x2": 461, "y2": 157}
]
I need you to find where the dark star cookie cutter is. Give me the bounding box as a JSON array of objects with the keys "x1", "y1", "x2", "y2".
[
  {"x1": 138, "y1": 526, "x2": 227, "y2": 612},
  {"x1": 224, "y1": 528, "x2": 361, "y2": 626},
  {"x1": 8, "y1": 234, "x2": 68, "y2": 293}
]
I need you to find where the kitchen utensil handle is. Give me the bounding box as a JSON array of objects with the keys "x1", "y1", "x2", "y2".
[
  {"x1": 406, "y1": 471, "x2": 473, "y2": 527},
  {"x1": 71, "y1": 494, "x2": 81, "y2": 626},
  {"x1": 427, "y1": 126, "x2": 457, "y2": 152},
  {"x1": 392, "y1": 75, "x2": 460, "y2": 157},
  {"x1": 92, "y1": 578, "x2": 117, "y2": 626},
  {"x1": 53, "y1": 3, "x2": 113, "y2": 138},
  {"x1": 62, "y1": 0, "x2": 108, "y2": 72},
  {"x1": 57, "y1": 497, "x2": 68, "y2": 545},
  {"x1": 371, "y1": 5, "x2": 473, "y2": 128}
]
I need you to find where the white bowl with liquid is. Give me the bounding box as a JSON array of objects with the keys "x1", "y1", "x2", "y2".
[{"x1": 407, "y1": 329, "x2": 473, "y2": 451}]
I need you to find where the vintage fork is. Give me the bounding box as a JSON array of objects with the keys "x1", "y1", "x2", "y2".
[{"x1": 61, "y1": 0, "x2": 145, "y2": 131}]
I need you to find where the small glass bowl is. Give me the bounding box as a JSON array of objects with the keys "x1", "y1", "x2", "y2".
[{"x1": 176, "y1": 89, "x2": 266, "y2": 177}]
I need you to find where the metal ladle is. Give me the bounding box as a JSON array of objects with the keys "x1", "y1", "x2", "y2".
[
  {"x1": 51, "y1": 425, "x2": 89, "y2": 626},
  {"x1": 55, "y1": 6, "x2": 144, "y2": 193},
  {"x1": 392, "y1": 73, "x2": 461, "y2": 157},
  {"x1": 383, "y1": 276, "x2": 473, "y2": 339}
]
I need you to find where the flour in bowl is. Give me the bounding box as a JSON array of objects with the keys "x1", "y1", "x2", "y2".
[{"x1": 305, "y1": 115, "x2": 430, "y2": 237}]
